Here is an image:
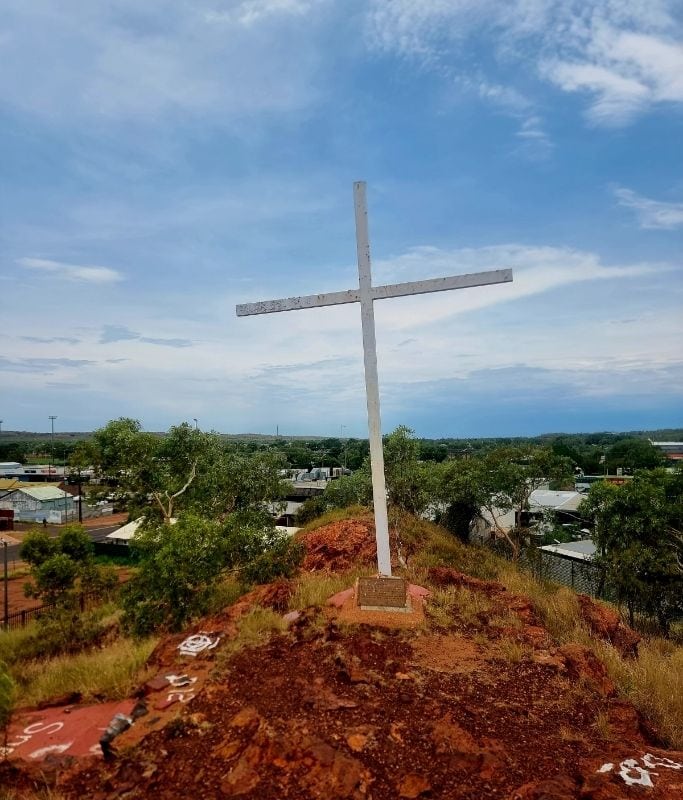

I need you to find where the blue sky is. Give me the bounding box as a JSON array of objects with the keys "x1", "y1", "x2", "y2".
[{"x1": 1, "y1": 0, "x2": 682, "y2": 438}]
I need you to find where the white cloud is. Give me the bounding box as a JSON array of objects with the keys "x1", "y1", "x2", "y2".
[
  {"x1": 614, "y1": 187, "x2": 683, "y2": 229},
  {"x1": 0, "y1": 0, "x2": 328, "y2": 121},
  {"x1": 17, "y1": 258, "x2": 123, "y2": 284},
  {"x1": 207, "y1": 0, "x2": 323, "y2": 28},
  {"x1": 366, "y1": 0, "x2": 683, "y2": 126}
]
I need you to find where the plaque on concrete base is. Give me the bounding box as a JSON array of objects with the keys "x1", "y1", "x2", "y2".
[{"x1": 357, "y1": 576, "x2": 409, "y2": 611}]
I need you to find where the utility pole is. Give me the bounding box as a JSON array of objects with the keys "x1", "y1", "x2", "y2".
[
  {"x1": 2, "y1": 539, "x2": 8, "y2": 629},
  {"x1": 49, "y1": 415, "x2": 57, "y2": 481}
]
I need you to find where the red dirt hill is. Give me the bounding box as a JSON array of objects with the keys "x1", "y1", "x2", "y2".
[{"x1": 4, "y1": 519, "x2": 683, "y2": 800}]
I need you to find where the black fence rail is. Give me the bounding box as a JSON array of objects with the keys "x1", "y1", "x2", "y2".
[
  {"x1": 486, "y1": 539, "x2": 604, "y2": 598},
  {"x1": 2, "y1": 591, "x2": 101, "y2": 632}
]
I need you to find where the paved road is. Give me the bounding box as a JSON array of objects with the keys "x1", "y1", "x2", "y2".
[{"x1": 2, "y1": 521, "x2": 121, "y2": 565}]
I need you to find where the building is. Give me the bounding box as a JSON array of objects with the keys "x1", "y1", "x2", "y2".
[
  {"x1": 0, "y1": 485, "x2": 75, "y2": 523},
  {"x1": 650, "y1": 441, "x2": 683, "y2": 462}
]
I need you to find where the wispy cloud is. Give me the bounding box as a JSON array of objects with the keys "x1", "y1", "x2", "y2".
[
  {"x1": 367, "y1": 0, "x2": 683, "y2": 126},
  {"x1": 0, "y1": 1, "x2": 328, "y2": 122},
  {"x1": 21, "y1": 335, "x2": 81, "y2": 345},
  {"x1": 0, "y1": 357, "x2": 95, "y2": 373},
  {"x1": 99, "y1": 324, "x2": 193, "y2": 348},
  {"x1": 614, "y1": 187, "x2": 683, "y2": 229},
  {"x1": 18, "y1": 258, "x2": 123, "y2": 284}
]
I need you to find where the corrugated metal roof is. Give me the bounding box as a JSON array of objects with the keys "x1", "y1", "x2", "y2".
[
  {"x1": 540, "y1": 539, "x2": 596, "y2": 561},
  {"x1": 106, "y1": 517, "x2": 177, "y2": 541},
  {"x1": 16, "y1": 486, "x2": 69, "y2": 501},
  {"x1": 529, "y1": 490, "x2": 583, "y2": 512}
]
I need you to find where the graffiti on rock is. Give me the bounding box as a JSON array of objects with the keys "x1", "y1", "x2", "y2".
[
  {"x1": 598, "y1": 753, "x2": 683, "y2": 789},
  {"x1": 165, "y1": 673, "x2": 198, "y2": 704},
  {"x1": 178, "y1": 633, "x2": 220, "y2": 657},
  {"x1": 1, "y1": 721, "x2": 65, "y2": 757}
]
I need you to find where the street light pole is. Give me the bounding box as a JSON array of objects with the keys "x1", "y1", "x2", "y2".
[
  {"x1": 193, "y1": 418, "x2": 198, "y2": 431},
  {"x1": 48, "y1": 415, "x2": 57, "y2": 481},
  {"x1": 2, "y1": 539, "x2": 8, "y2": 629}
]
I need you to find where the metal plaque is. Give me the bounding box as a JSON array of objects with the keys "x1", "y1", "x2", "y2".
[{"x1": 357, "y1": 577, "x2": 408, "y2": 609}]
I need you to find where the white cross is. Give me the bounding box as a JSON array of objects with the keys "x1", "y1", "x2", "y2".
[{"x1": 237, "y1": 181, "x2": 513, "y2": 576}]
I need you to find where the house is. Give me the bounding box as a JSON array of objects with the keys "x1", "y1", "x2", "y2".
[
  {"x1": 0, "y1": 485, "x2": 75, "y2": 523},
  {"x1": 104, "y1": 517, "x2": 177, "y2": 546},
  {"x1": 650, "y1": 441, "x2": 683, "y2": 462},
  {"x1": 473, "y1": 489, "x2": 585, "y2": 542}
]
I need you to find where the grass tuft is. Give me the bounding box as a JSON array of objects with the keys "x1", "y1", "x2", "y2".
[
  {"x1": 13, "y1": 637, "x2": 157, "y2": 708},
  {"x1": 299, "y1": 506, "x2": 372, "y2": 533},
  {"x1": 218, "y1": 607, "x2": 288, "y2": 663}
]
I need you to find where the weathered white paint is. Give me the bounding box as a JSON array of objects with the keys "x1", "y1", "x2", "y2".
[
  {"x1": 354, "y1": 182, "x2": 392, "y2": 575},
  {"x1": 178, "y1": 633, "x2": 220, "y2": 656},
  {"x1": 236, "y1": 181, "x2": 514, "y2": 578}
]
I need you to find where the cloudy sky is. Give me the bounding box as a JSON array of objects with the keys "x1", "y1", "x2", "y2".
[{"x1": 1, "y1": 0, "x2": 682, "y2": 437}]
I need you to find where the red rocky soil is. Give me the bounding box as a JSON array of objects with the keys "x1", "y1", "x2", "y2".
[
  {"x1": 4, "y1": 524, "x2": 683, "y2": 800},
  {"x1": 297, "y1": 518, "x2": 380, "y2": 572}
]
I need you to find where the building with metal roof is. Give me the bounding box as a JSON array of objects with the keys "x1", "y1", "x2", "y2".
[{"x1": 0, "y1": 485, "x2": 75, "y2": 523}]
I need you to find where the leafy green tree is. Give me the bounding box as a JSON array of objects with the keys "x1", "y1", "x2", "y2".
[
  {"x1": 25, "y1": 554, "x2": 79, "y2": 604},
  {"x1": 434, "y1": 459, "x2": 484, "y2": 543},
  {"x1": 19, "y1": 530, "x2": 57, "y2": 567},
  {"x1": 324, "y1": 468, "x2": 372, "y2": 509},
  {"x1": 21, "y1": 524, "x2": 113, "y2": 607},
  {"x1": 606, "y1": 438, "x2": 665, "y2": 473},
  {"x1": 57, "y1": 525, "x2": 94, "y2": 563},
  {"x1": 383, "y1": 426, "x2": 437, "y2": 516},
  {"x1": 475, "y1": 447, "x2": 573, "y2": 559},
  {"x1": 91, "y1": 419, "x2": 287, "y2": 522},
  {"x1": 580, "y1": 469, "x2": 683, "y2": 633},
  {"x1": 122, "y1": 512, "x2": 303, "y2": 635}
]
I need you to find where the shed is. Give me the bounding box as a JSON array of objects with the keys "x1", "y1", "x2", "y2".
[{"x1": 539, "y1": 539, "x2": 596, "y2": 562}]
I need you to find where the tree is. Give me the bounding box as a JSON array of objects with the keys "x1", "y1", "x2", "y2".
[
  {"x1": 90, "y1": 419, "x2": 287, "y2": 522},
  {"x1": 434, "y1": 459, "x2": 484, "y2": 543},
  {"x1": 122, "y1": 513, "x2": 302, "y2": 635},
  {"x1": 383, "y1": 426, "x2": 437, "y2": 516},
  {"x1": 606, "y1": 438, "x2": 665, "y2": 473},
  {"x1": 580, "y1": 469, "x2": 683, "y2": 634},
  {"x1": 476, "y1": 447, "x2": 573, "y2": 559},
  {"x1": 21, "y1": 525, "x2": 112, "y2": 607}
]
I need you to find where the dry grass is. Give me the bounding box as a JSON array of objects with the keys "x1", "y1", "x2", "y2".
[
  {"x1": 497, "y1": 638, "x2": 531, "y2": 664},
  {"x1": 493, "y1": 562, "x2": 683, "y2": 748},
  {"x1": 218, "y1": 606, "x2": 288, "y2": 662},
  {"x1": 386, "y1": 511, "x2": 683, "y2": 750},
  {"x1": 299, "y1": 505, "x2": 372, "y2": 533},
  {"x1": 13, "y1": 637, "x2": 157, "y2": 708},
  {"x1": 593, "y1": 710, "x2": 613, "y2": 741},
  {"x1": 426, "y1": 586, "x2": 496, "y2": 630},
  {"x1": 288, "y1": 568, "x2": 371, "y2": 611}
]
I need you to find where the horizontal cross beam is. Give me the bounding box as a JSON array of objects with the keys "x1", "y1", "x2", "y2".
[{"x1": 236, "y1": 268, "x2": 512, "y2": 317}]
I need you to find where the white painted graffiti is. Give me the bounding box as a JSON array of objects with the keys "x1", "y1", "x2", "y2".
[
  {"x1": 619, "y1": 759, "x2": 655, "y2": 788},
  {"x1": 2, "y1": 720, "x2": 65, "y2": 757},
  {"x1": 642, "y1": 753, "x2": 683, "y2": 771},
  {"x1": 166, "y1": 674, "x2": 197, "y2": 688},
  {"x1": 29, "y1": 743, "x2": 73, "y2": 760},
  {"x1": 178, "y1": 633, "x2": 220, "y2": 657},
  {"x1": 164, "y1": 673, "x2": 197, "y2": 704},
  {"x1": 597, "y1": 753, "x2": 683, "y2": 789}
]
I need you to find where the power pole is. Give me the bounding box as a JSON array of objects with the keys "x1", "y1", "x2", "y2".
[{"x1": 49, "y1": 415, "x2": 57, "y2": 481}]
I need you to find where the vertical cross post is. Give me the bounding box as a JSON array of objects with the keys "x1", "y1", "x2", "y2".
[{"x1": 354, "y1": 181, "x2": 392, "y2": 576}]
